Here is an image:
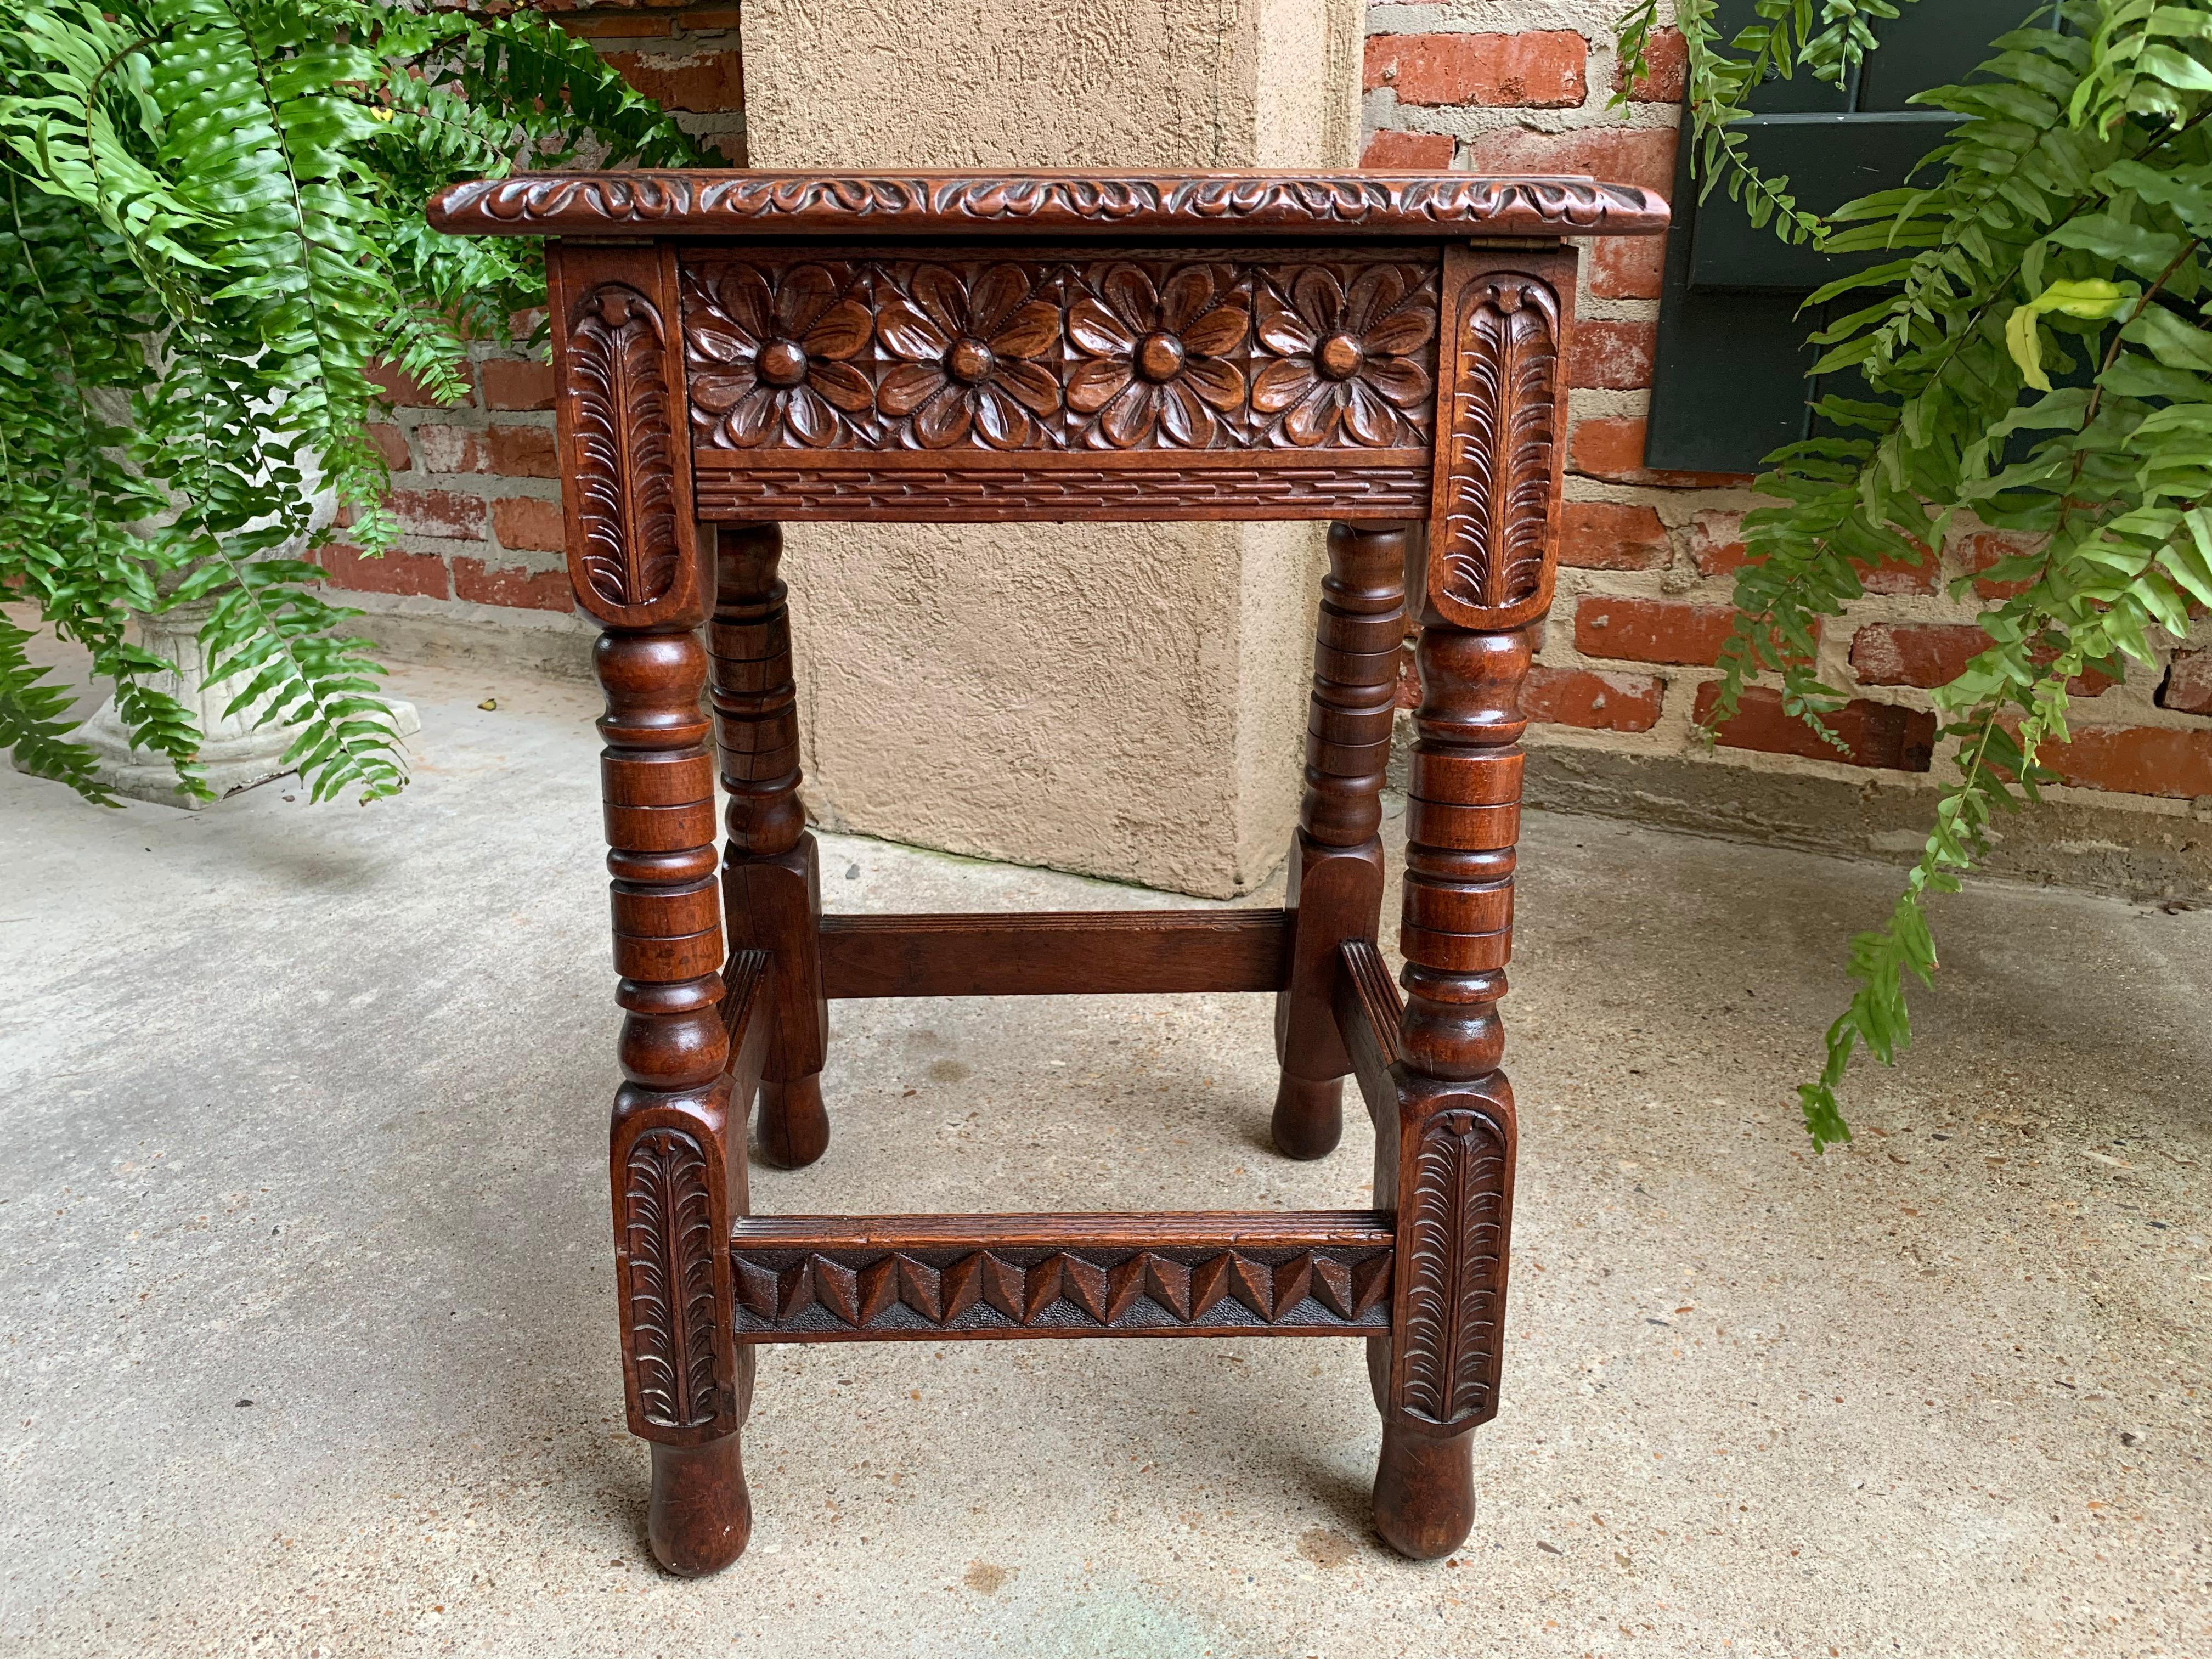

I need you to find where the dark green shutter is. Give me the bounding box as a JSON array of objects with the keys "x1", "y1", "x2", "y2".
[{"x1": 1645, "y1": 0, "x2": 2045, "y2": 473}]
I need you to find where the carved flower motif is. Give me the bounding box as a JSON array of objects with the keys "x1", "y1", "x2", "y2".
[
  {"x1": 1252, "y1": 268, "x2": 1435, "y2": 447},
  {"x1": 687, "y1": 264, "x2": 873, "y2": 447},
  {"x1": 1066, "y1": 264, "x2": 1249, "y2": 448},
  {"x1": 876, "y1": 265, "x2": 1063, "y2": 448}
]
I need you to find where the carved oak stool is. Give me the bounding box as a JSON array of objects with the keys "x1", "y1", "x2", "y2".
[{"x1": 428, "y1": 169, "x2": 1667, "y2": 1576}]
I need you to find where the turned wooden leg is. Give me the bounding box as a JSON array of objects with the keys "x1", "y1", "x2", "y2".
[
  {"x1": 1369, "y1": 620, "x2": 1524, "y2": 1561},
  {"x1": 599, "y1": 627, "x2": 754, "y2": 1577},
  {"x1": 542, "y1": 245, "x2": 769, "y2": 1576},
  {"x1": 1272, "y1": 522, "x2": 1408, "y2": 1160},
  {"x1": 709, "y1": 522, "x2": 830, "y2": 1169}
]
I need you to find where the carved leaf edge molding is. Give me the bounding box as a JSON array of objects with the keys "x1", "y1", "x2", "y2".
[
  {"x1": 1436, "y1": 275, "x2": 1560, "y2": 620},
  {"x1": 568, "y1": 284, "x2": 681, "y2": 612},
  {"x1": 433, "y1": 173, "x2": 1670, "y2": 236},
  {"x1": 1398, "y1": 1108, "x2": 1509, "y2": 1426},
  {"x1": 622, "y1": 1126, "x2": 723, "y2": 1429}
]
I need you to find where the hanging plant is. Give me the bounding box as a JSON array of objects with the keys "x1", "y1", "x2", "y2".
[
  {"x1": 1614, "y1": 0, "x2": 2212, "y2": 1143},
  {"x1": 0, "y1": 0, "x2": 704, "y2": 803}
]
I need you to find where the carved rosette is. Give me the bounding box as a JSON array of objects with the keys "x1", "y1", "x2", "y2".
[
  {"x1": 567, "y1": 284, "x2": 682, "y2": 613},
  {"x1": 1394, "y1": 1109, "x2": 1510, "y2": 1427},
  {"x1": 1432, "y1": 274, "x2": 1560, "y2": 627},
  {"x1": 1251, "y1": 265, "x2": 1436, "y2": 448},
  {"x1": 685, "y1": 262, "x2": 872, "y2": 448},
  {"x1": 621, "y1": 1127, "x2": 725, "y2": 1430},
  {"x1": 1063, "y1": 261, "x2": 1249, "y2": 448},
  {"x1": 679, "y1": 255, "x2": 1439, "y2": 456},
  {"x1": 878, "y1": 263, "x2": 1064, "y2": 448}
]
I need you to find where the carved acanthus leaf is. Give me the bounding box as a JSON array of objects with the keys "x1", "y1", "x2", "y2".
[
  {"x1": 1397, "y1": 1109, "x2": 1509, "y2": 1427},
  {"x1": 1435, "y1": 276, "x2": 1559, "y2": 619},
  {"x1": 568, "y1": 285, "x2": 680, "y2": 611},
  {"x1": 623, "y1": 1127, "x2": 723, "y2": 1429}
]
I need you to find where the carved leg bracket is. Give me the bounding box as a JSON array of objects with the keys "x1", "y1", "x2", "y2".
[
  {"x1": 613, "y1": 1087, "x2": 747, "y2": 1441},
  {"x1": 616, "y1": 1084, "x2": 754, "y2": 1579}
]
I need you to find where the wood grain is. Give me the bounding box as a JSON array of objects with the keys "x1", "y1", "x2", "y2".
[
  {"x1": 1271, "y1": 522, "x2": 1406, "y2": 1159},
  {"x1": 430, "y1": 171, "x2": 1671, "y2": 240},
  {"x1": 731, "y1": 1211, "x2": 1394, "y2": 1340},
  {"x1": 709, "y1": 522, "x2": 830, "y2": 1171},
  {"x1": 817, "y1": 910, "x2": 1289, "y2": 999},
  {"x1": 1331, "y1": 938, "x2": 1403, "y2": 1132},
  {"x1": 1368, "y1": 616, "x2": 1531, "y2": 1561}
]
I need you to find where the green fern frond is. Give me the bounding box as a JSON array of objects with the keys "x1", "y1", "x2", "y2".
[
  {"x1": 1618, "y1": 0, "x2": 2212, "y2": 1141},
  {"x1": 1, "y1": 0, "x2": 704, "y2": 807}
]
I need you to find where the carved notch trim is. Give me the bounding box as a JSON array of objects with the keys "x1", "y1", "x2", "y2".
[
  {"x1": 1397, "y1": 1108, "x2": 1510, "y2": 1427},
  {"x1": 568, "y1": 284, "x2": 682, "y2": 613},
  {"x1": 730, "y1": 1243, "x2": 1393, "y2": 1338},
  {"x1": 621, "y1": 1126, "x2": 724, "y2": 1429},
  {"x1": 690, "y1": 461, "x2": 1431, "y2": 521},
  {"x1": 1433, "y1": 274, "x2": 1560, "y2": 624}
]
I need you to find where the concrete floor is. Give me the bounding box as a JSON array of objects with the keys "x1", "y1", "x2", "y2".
[{"x1": 2, "y1": 659, "x2": 2208, "y2": 1659}]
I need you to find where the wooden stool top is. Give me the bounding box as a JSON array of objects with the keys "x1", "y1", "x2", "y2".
[{"x1": 428, "y1": 169, "x2": 1668, "y2": 636}]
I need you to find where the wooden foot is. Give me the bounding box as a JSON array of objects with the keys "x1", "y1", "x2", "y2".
[
  {"x1": 754, "y1": 1073, "x2": 828, "y2": 1169},
  {"x1": 647, "y1": 1434, "x2": 752, "y2": 1577},
  {"x1": 1372, "y1": 1421, "x2": 1474, "y2": 1560},
  {"x1": 1269, "y1": 1073, "x2": 1344, "y2": 1160}
]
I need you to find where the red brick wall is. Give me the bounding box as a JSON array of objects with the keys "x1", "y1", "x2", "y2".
[
  {"x1": 324, "y1": 3, "x2": 743, "y2": 634},
  {"x1": 1363, "y1": 5, "x2": 2212, "y2": 811}
]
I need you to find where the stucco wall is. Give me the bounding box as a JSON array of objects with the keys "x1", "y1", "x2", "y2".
[{"x1": 741, "y1": 0, "x2": 1363, "y2": 896}]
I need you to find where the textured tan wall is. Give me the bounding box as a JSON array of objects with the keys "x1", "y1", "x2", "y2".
[{"x1": 744, "y1": 0, "x2": 1360, "y2": 896}]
